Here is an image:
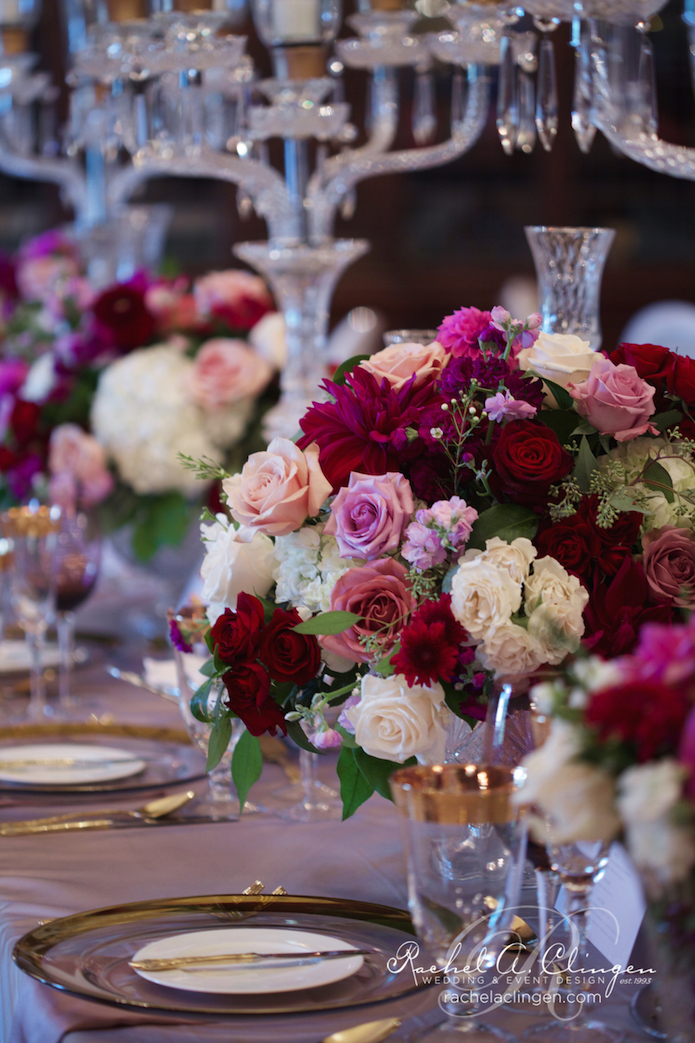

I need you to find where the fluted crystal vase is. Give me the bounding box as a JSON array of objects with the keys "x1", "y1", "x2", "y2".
[{"x1": 525, "y1": 226, "x2": 615, "y2": 350}]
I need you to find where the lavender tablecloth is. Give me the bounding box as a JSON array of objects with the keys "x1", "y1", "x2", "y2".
[{"x1": 0, "y1": 662, "x2": 648, "y2": 1043}]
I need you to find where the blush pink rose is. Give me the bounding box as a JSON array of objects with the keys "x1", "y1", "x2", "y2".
[
  {"x1": 48, "y1": 423, "x2": 113, "y2": 511},
  {"x1": 569, "y1": 357, "x2": 658, "y2": 442},
  {"x1": 223, "y1": 437, "x2": 332, "y2": 539},
  {"x1": 191, "y1": 339, "x2": 272, "y2": 408},
  {"x1": 324, "y1": 471, "x2": 414, "y2": 560},
  {"x1": 643, "y1": 526, "x2": 695, "y2": 608},
  {"x1": 321, "y1": 557, "x2": 414, "y2": 664},
  {"x1": 16, "y1": 255, "x2": 80, "y2": 304},
  {"x1": 359, "y1": 341, "x2": 448, "y2": 391}
]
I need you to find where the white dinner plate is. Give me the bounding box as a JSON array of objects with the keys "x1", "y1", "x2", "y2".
[
  {"x1": 131, "y1": 927, "x2": 364, "y2": 995},
  {"x1": 0, "y1": 743, "x2": 146, "y2": 784},
  {"x1": 0, "y1": 641, "x2": 62, "y2": 673}
]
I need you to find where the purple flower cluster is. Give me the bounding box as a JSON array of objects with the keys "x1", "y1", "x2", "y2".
[{"x1": 439, "y1": 355, "x2": 544, "y2": 410}]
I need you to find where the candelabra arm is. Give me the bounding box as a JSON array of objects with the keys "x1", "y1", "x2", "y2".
[
  {"x1": 107, "y1": 148, "x2": 297, "y2": 242},
  {"x1": 307, "y1": 66, "x2": 490, "y2": 242},
  {"x1": 0, "y1": 129, "x2": 87, "y2": 219}
]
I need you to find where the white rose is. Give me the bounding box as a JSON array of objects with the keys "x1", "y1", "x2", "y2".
[
  {"x1": 527, "y1": 600, "x2": 586, "y2": 666},
  {"x1": 517, "y1": 332, "x2": 598, "y2": 408},
  {"x1": 618, "y1": 760, "x2": 686, "y2": 825},
  {"x1": 21, "y1": 353, "x2": 57, "y2": 404},
  {"x1": 345, "y1": 673, "x2": 448, "y2": 765},
  {"x1": 570, "y1": 656, "x2": 625, "y2": 695},
  {"x1": 200, "y1": 517, "x2": 277, "y2": 625},
  {"x1": 450, "y1": 559, "x2": 521, "y2": 639},
  {"x1": 618, "y1": 763, "x2": 695, "y2": 891},
  {"x1": 461, "y1": 536, "x2": 537, "y2": 586},
  {"x1": 477, "y1": 622, "x2": 546, "y2": 677},
  {"x1": 249, "y1": 312, "x2": 287, "y2": 370},
  {"x1": 524, "y1": 556, "x2": 588, "y2": 611},
  {"x1": 517, "y1": 719, "x2": 582, "y2": 797}
]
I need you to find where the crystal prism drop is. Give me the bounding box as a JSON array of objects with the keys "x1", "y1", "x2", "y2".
[
  {"x1": 340, "y1": 187, "x2": 357, "y2": 220},
  {"x1": 451, "y1": 70, "x2": 465, "y2": 133},
  {"x1": 236, "y1": 188, "x2": 253, "y2": 220},
  {"x1": 413, "y1": 70, "x2": 437, "y2": 145},
  {"x1": 497, "y1": 34, "x2": 518, "y2": 156},
  {"x1": 638, "y1": 34, "x2": 658, "y2": 134},
  {"x1": 516, "y1": 71, "x2": 536, "y2": 152},
  {"x1": 535, "y1": 37, "x2": 558, "y2": 151},
  {"x1": 571, "y1": 22, "x2": 596, "y2": 154}
]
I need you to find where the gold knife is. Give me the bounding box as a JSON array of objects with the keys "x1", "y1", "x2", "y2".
[{"x1": 130, "y1": 949, "x2": 372, "y2": 972}]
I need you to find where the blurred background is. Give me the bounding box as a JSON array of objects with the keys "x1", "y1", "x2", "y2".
[{"x1": 3, "y1": 0, "x2": 695, "y2": 348}]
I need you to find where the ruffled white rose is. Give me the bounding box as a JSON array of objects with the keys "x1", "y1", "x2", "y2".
[
  {"x1": 477, "y1": 622, "x2": 546, "y2": 677},
  {"x1": 450, "y1": 559, "x2": 522, "y2": 639},
  {"x1": 524, "y1": 556, "x2": 587, "y2": 611},
  {"x1": 527, "y1": 600, "x2": 586, "y2": 666},
  {"x1": 460, "y1": 536, "x2": 537, "y2": 586},
  {"x1": 200, "y1": 516, "x2": 277, "y2": 625},
  {"x1": 344, "y1": 673, "x2": 448, "y2": 765},
  {"x1": 517, "y1": 332, "x2": 598, "y2": 408}
]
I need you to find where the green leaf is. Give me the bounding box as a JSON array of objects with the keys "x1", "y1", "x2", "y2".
[
  {"x1": 608, "y1": 490, "x2": 650, "y2": 515},
  {"x1": 206, "y1": 714, "x2": 232, "y2": 772},
  {"x1": 537, "y1": 409, "x2": 583, "y2": 445},
  {"x1": 467, "y1": 503, "x2": 539, "y2": 551},
  {"x1": 373, "y1": 652, "x2": 396, "y2": 677},
  {"x1": 337, "y1": 747, "x2": 374, "y2": 819},
  {"x1": 643, "y1": 460, "x2": 675, "y2": 503},
  {"x1": 331, "y1": 354, "x2": 371, "y2": 388},
  {"x1": 353, "y1": 748, "x2": 415, "y2": 802},
  {"x1": 231, "y1": 729, "x2": 263, "y2": 814},
  {"x1": 540, "y1": 378, "x2": 574, "y2": 411},
  {"x1": 199, "y1": 658, "x2": 217, "y2": 678},
  {"x1": 570, "y1": 421, "x2": 597, "y2": 436},
  {"x1": 190, "y1": 677, "x2": 214, "y2": 722},
  {"x1": 213, "y1": 646, "x2": 228, "y2": 674},
  {"x1": 573, "y1": 435, "x2": 598, "y2": 493},
  {"x1": 130, "y1": 492, "x2": 192, "y2": 562},
  {"x1": 599, "y1": 433, "x2": 612, "y2": 455},
  {"x1": 293, "y1": 611, "x2": 361, "y2": 635},
  {"x1": 335, "y1": 722, "x2": 358, "y2": 749},
  {"x1": 285, "y1": 718, "x2": 320, "y2": 754},
  {"x1": 654, "y1": 409, "x2": 683, "y2": 432}
]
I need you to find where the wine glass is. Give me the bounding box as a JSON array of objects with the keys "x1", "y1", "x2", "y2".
[
  {"x1": 274, "y1": 747, "x2": 343, "y2": 822},
  {"x1": 54, "y1": 513, "x2": 101, "y2": 716},
  {"x1": 522, "y1": 841, "x2": 620, "y2": 1043},
  {"x1": 390, "y1": 763, "x2": 529, "y2": 1043},
  {"x1": 3, "y1": 504, "x2": 61, "y2": 720}
]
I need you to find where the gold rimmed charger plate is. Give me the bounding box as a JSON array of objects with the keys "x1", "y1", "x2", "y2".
[
  {"x1": 0, "y1": 724, "x2": 206, "y2": 793},
  {"x1": 13, "y1": 894, "x2": 429, "y2": 1016}
]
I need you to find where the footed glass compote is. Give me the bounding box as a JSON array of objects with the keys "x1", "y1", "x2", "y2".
[{"x1": 391, "y1": 763, "x2": 529, "y2": 1043}]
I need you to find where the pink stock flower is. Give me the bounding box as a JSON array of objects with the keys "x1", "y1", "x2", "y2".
[
  {"x1": 484, "y1": 390, "x2": 537, "y2": 422},
  {"x1": 312, "y1": 727, "x2": 343, "y2": 750},
  {"x1": 324, "y1": 471, "x2": 414, "y2": 560},
  {"x1": 436, "y1": 306, "x2": 492, "y2": 359},
  {"x1": 569, "y1": 357, "x2": 658, "y2": 441},
  {"x1": 337, "y1": 693, "x2": 360, "y2": 734},
  {"x1": 402, "y1": 521, "x2": 447, "y2": 570}
]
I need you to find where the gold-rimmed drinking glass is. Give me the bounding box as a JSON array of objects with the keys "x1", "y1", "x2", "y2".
[
  {"x1": 391, "y1": 763, "x2": 528, "y2": 1043},
  {"x1": 3, "y1": 504, "x2": 61, "y2": 720}
]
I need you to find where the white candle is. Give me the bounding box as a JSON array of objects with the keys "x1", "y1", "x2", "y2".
[{"x1": 271, "y1": 0, "x2": 320, "y2": 42}]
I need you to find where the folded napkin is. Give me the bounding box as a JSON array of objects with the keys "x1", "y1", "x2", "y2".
[{"x1": 142, "y1": 657, "x2": 207, "y2": 695}]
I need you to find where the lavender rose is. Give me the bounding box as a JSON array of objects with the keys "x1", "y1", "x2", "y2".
[
  {"x1": 324, "y1": 471, "x2": 413, "y2": 560},
  {"x1": 321, "y1": 557, "x2": 414, "y2": 664},
  {"x1": 569, "y1": 357, "x2": 657, "y2": 442},
  {"x1": 643, "y1": 526, "x2": 695, "y2": 608}
]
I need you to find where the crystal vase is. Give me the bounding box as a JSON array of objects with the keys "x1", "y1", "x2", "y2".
[
  {"x1": 524, "y1": 226, "x2": 615, "y2": 350},
  {"x1": 234, "y1": 238, "x2": 370, "y2": 440}
]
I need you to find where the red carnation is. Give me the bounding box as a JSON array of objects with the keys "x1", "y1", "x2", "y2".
[
  {"x1": 391, "y1": 594, "x2": 467, "y2": 687},
  {"x1": 258, "y1": 606, "x2": 321, "y2": 685},
  {"x1": 583, "y1": 556, "x2": 673, "y2": 657},
  {"x1": 414, "y1": 594, "x2": 467, "y2": 646},
  {"x1": 586, "y1": 680, "x2": 689, "y2": 761},
  {"x1": 210, "y1": 593, "x2": 265, "y2": 666},
  {"x1": 490, "y1": 420, "x2": 574, "y2": 507},
  {"x1": 92, "y1": 284, "x2": 155, "y2": 350},
  {"x1": 222, "y1": 662, "x2": 287, "y2": 736}
]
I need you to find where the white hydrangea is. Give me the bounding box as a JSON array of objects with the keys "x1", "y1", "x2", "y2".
[
  {"x1": 272, "y1": 523, "x2": 359, "y2": 614},
  {"x1": 91, "y1": 345, "x2": 222, "y2": 496}
]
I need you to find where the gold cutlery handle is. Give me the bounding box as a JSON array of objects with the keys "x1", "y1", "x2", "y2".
[
  {"x1": 0, "y1": 808, "x2": 135, "y2": 829},
  {"x1": 130, "y1": 949, "x2": 370, "y2": 971},
  {"x1": 0, "y1": 818, "x2": 118, "y2": 835}
]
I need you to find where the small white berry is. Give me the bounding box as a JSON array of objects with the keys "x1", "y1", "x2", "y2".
[
  {"x1": 469, "y1": 406, "x2": 477, "y2": 416},
  {"x1": 441, "y1": 403, "x2": 449, "y2": 411},
  {"x1": 430, "y1": 427, "x2": 443, "y2": 439}
]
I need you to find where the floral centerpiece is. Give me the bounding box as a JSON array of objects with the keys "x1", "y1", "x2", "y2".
[
  {"x1": 181, "y1": 304, "x2": 695, "y2": 817},
  {"x1": 518, "y1": 624, "x2": 695, "y2": 1042},
  {"x1": 0, "y1": 230, "x2": 285, "y2": 557}
]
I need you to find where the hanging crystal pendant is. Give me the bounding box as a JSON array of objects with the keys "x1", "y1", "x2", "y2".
[
  {"x1": 236, "y1": 187, "x2": 253, "y2": 220},
  {"x1": 638, "y1": 33, "x2": 658, "y2": 134},
  {"x1": 536, "y1": 37, "x2": 558, "y2": 151},
  {"x1": 340, "y1": 187, "x2": 357, "y2": 220},
  {"x1": 497, "y1": 34, "x2": 519, "y2": 155},
  {"x1": 572, "y1": 20, "x2": 596, "y2": 154},
  {"x1": 451, "y1": 69, "x2": 465, "y2": 133},
  {"x1": 516, "y1": 71, "x2": 536, "y2": 152},
  {"x1": 412, "y1": 69, "x2": 437, "y2": 145}
]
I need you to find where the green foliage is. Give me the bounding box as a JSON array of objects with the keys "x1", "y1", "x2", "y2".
[
  {"x1": 190, "y1": 678, "x2": 214, "y2": 722},
  {"x1": 540, "y1": 378, "x2": 574, "y2": 411},
  {"x1": 654, "y1": 409, "x2": 683, "y2": 432},
  {"x1": 285, "y1": 718, "x2": 320, "y2": 754},
  {"x1": 293, "y1": 611, "x2": 361, "y2": 635},
  {"x1": 331, "y1": 354, "x2": 371, "y2": 388},
  {"x1": 537, "y1": 409, "x2": 584, "y2": 445},
  {"x1": 353, "y1": 747, "x2": 414, "y2": 802},
  {"x1": 231, "y1": 729, "x2": 263, "y2": 813},
  {"x1": 467, "y1": 503, "x2": 539, "y2": 551},
  {"x1": 130, "y1": 493, "x2": 193, "y2": 561},
  {"x1": 206, "y1": 714, "x2": 232, "y2": 772},
  {"x1": 573, "y1": 436, "x2": 599, "y2": 493},
  {"x1": 41, "y1": 369, "x2": 99, "y2": 430},
  {"x1": 337, "y1": 747, "x2": 374, "y2": 819},
  {"x1": 643, "y1": 460, "x2": 675, "y2": 503}
]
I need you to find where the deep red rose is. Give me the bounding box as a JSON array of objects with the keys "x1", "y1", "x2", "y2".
[
  {"x1": 210, "y1": 592, "x2": 264, "y2": 666},
  {"x1": 10, "y1": 400, "x2": 40, "y2": 445},
  {"x1": 536, "y1": 518, "x2": 600, "y2": 580},
  {"x1": 583, "y1": 556, "x2": 673, "y2": 657},
  {"x1": 596, "y1": 544, "x2": 633, "y2": 578},
  {"x1": 212, "y1": 297, "x2": 270, "y2": 332},
  {"x1": 668, "y1": 356, "x2": 695, "y2": 407},
  {"x1": 258, "y1": 606, "x2": 321, "y2": 685},
  {"x1": 587, "y1": 500, "x2": 642, "y2": 548},
  {"x1": 490, "y1": 420, "x2": 574, "y2": 507},
  {"x1": 609, "y1": 343, "x2": 675, "y2": 383},
  {"x1": 92, "y1": 285, "x2": 155, "y2": 350},
  {"x1": 586, "y1": 680, "x2": 689, "y2": 761},
  {"x1": 222, "y1": 662, "x2": 287, "y2": 736}
]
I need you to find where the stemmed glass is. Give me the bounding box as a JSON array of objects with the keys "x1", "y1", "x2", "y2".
[
  {"x1": 54, "y1": 512, "x2": 101, "y2": 716},
  {"x1": 274, "y1": 748, "x2": 342, "y2": 823},
  {"x1": 4, "y1": 504, "x2": 61, "y2": 720},
  {"x1": 390, "y1": 763, "x2": 529, "y2": 1043}
]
